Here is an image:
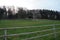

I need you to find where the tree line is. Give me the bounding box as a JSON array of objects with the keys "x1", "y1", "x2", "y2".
[{"x1": 0, "y1": 6, "x2": 60, "y2": 20}]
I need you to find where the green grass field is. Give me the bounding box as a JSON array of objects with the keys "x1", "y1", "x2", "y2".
[
  {"x1": 0, "y1": 19, "x2": 60, "y2": 40},
  {"x1": 0, "y1": 19, "x2": 60, "y2": 28}
]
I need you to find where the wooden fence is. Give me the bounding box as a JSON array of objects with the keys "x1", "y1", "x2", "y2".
[{"x1": 0, "y1": 24, "x2": 60, "y2": 40}]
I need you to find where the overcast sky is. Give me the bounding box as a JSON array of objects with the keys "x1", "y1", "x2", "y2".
[{"x1": 0, "y1": 0, "x2": 60, "y2": 11}]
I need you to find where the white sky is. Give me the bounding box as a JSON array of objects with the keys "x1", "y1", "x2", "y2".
[{"x1": 0, "y1": 0, "x2": 60, "y2": 11}]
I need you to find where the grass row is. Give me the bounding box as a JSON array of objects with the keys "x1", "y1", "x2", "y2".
[{"x1": 0, "y1": 19, "x2": 60, "y2": 28}]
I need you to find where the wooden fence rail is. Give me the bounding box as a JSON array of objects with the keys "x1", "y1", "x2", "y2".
[{"x1": 0, "y1": 24, "x2": 60, "y2": 40}]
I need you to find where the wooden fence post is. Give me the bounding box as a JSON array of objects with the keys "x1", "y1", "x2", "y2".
[
  {"x1": 53, "y1": 25, "x2": 57, "y2": 40},
  {"x1": 4, "y1": 29, "x2": 7, "y2": 40}
]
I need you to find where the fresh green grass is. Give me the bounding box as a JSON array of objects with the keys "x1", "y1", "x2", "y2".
[
  {"x1": 0, "y1": 19, "x2": 60, "y2": 40},
  {"x1": 0, "y1": 19, "x2": 60, "y2": 28}
]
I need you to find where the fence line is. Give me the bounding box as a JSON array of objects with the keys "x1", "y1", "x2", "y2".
[
  {"x1": 21, "y1": 32, "x2": 60, "y2": 40},
  {"x1": 0, "y1": 28, "x2": 60, "y2": 37},
  {"x1": 0, "y1": 28, "x2": 55, "y2": 37},
  {"x1": 0, "y1": 24, "x2": 60, "y2": 30},
  {"x1": 0, "y1": 24, "x2": 60, "y2": 40}
]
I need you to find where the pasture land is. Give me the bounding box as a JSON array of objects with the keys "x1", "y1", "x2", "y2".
[
  {"x1": 0, "y1": 19, "x2": 60, "y2": 40},
  {"x1": 0, "y1": 19, "x2": 60, "y2": 28}
]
